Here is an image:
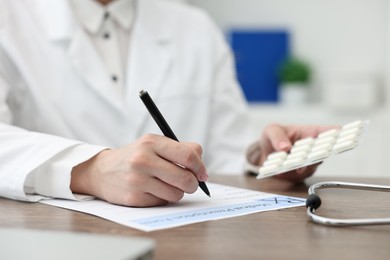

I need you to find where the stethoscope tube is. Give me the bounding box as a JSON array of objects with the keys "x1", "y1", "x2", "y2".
[{"x1": 306, "y1": 181, "x2": 390, "y2": 226}]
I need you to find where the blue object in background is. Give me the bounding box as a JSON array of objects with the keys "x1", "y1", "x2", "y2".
[{"x1": 229, "y1": 30, "x2": 290, "y2": 103}]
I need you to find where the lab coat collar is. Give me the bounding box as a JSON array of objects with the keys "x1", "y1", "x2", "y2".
[
  {"x1": 109, "y1": 0, "x2": 135, "y2": 30},
  {"x1": 35, "y1": 0, "x2": 172, "y2": 48},
  {"x1": 68, "y1": 0, "x2": 135, "y2": 34},
  {"x1": 134, "y1": 0, "x2": 172, "y2": 44},
  {"x1": 68, "y1": 0, "x2": 105, "y2": 34}
]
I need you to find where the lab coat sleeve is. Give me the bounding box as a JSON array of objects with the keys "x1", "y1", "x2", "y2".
[
  {"x1": 24, "y1": 144, "x2": 107, "y2": 201},
  {"x1": 0, "y1": 67, "x2": 106, "y2": 202},
  {"x1": 204, "y1": 18, "x2": 258, "y2": 174}
]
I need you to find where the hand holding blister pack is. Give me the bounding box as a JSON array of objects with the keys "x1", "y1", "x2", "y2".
[{"x1": 256, "y1": 120, "x2": 369, "y2": 179}]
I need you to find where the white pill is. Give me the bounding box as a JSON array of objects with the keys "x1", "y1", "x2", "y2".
[
  {"x1": 282, "y1": 158, "x2": 305, "y2": 168},
  {"x1": 287, "y1": 151, "x2": 307, "y2": 160},
  {"x1": 263, "y1": 158, "x2": 284, "y2": 166},
  {"x1": 294, "y1": 137, "x2": 315, "y2": 146},
  {"x1": 333, "y1": 140, "x2": 357, "y2": 153},
  {"x1": 267, "y1": 151, "x2": 288, "y2": 160},
  {"x1": 315, "y1": 136, "x2": 336, "y2": 146},
  {"x1": 291, "y1": 144, "x2": 312, "y2": 153},
  {"x1": 342, "y1": 120, "x2": 363, "y2": 130},
  {"x1": 336, "y1": 134, "x2": 358, "y2": 145},
  {"x1": 307, "y1": 149, "x2": 330, "y2": 162},
  {"x1": 339, "y1": 127, "x2": 361, "y2": 138},
  {"x1": 318, "y1": 129, "x2": 339, "y2": 138},
  {"x1": 312, "y1": 143, "x2": 332, "y2": 152},
  {"x1": 259, "y1": 164, "x2": 281, "y2": 176}
]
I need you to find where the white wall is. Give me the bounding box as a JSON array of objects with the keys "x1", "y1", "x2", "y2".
[{"x1": 189, "y1": 0, "x2": 388, "y2": 105}]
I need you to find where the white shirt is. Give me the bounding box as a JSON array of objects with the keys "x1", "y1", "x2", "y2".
[
  {"x1": 69, "y1": 0, "x2": 135, "y2": 91},
  {"x1": 24, "y1": 0, "x2": 135, "y2": 200}
]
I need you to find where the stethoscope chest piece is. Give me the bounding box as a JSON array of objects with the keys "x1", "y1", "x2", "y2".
[{"x1": 306, "y1": 194, "x2": 321, "y2": 210}]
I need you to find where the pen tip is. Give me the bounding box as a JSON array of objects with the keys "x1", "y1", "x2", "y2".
[{"x1": 199, "y1": 182, "x2": 210, "y2": 197}]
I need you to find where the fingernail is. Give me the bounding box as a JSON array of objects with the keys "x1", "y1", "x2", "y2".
[
  {"x1": 278, "y1": 141, "x2": 290, "y2": 150},
  {"x1": 200, "y1": 173, "x2": 209, "y2": 182}
]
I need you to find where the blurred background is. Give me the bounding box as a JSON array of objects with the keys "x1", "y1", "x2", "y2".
[{"x1": 179, "y1": 0, "x2": 390, "y2": 178}]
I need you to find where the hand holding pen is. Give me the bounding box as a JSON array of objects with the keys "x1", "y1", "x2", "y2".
[
  {"x1": 139, "y1": 90, "x2": 210, "y2": 197},
  {"x1": 70, "y1": 91, "x2": 209, "y2": 207}
]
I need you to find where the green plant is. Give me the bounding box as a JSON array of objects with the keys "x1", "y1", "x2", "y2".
[{"x1": 278, "y1": 57, "x2": 311, "y2": 85}]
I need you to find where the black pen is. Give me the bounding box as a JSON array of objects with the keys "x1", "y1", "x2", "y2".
[{"x1": 139, "y1": 89, "x2": 210, "y2": 197}]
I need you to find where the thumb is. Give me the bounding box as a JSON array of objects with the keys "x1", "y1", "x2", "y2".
[{"x1": 264, "y1": 124, "x2": 292, "y2": 152}]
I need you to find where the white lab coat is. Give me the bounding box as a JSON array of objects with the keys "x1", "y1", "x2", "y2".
[{"x1": 0, "y1": 0, "x2": 256, "y2": 201}]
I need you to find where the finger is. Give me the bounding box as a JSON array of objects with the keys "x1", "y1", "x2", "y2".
[
  {"x1": 128, "y1": 192, "x2": 169, "y2": 207},
  {"x1": 296, "y1": 167, "x2": 307, "y2": 174},
  {"x1": 182, "y1": 142, "x2": 203, "y2": 157},
  {"x1": 144, "y1": 176, "x2": 188, "y2": 203},
  {"x1": 147, "y1": 157, "x2": 199, "y2": 194},
  {"x1": 107, "y1": 188, "x2": 168, "y2": 207},
  {"x1": 274, "y1": 164, "x2": 318, "y2": 183},
  {"x1": 128, "y1": 143, "x2": 199, "y2": 194},
  {"x1": 137, "y1": 193, "x2": 169, "y2": 207},
  {"x1": 300, "y1": 163, "x2": 321, "y2": 175},
  {"x1": 152, "y1": 137, "x2": 208, "y2": 182},
  {"x1": 263, "y1": 124, "x2": 292, "y2": 152},
  {"x1": 105, "y1": 163, "x2": 193, "y2": 206},
  {"x1": 273, "y1": 171, "x2": 308, "y2": 183},
  {"x1": 98, "y1": 173, "x2": 170, "y2": 207}
]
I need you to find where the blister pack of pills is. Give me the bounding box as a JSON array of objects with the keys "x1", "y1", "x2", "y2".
[{"x1": 256, "y1": 120, "x2": 369, "y2": 179}]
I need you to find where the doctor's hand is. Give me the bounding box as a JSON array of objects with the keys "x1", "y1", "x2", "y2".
[
  {"x1": 70, "y1": 134, "x2": 208, "y2": 207},
  {"x1": 248, "y1": 124, "x2": 337, "y2": 183}
]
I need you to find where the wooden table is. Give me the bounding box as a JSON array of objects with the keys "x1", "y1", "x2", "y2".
[{"x1": 1, "y1": 175, "x2": 390, "y2": 259}]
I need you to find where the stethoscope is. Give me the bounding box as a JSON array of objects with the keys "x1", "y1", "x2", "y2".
[{"x1": 306, "y1": 181, "x2": 390, "y2": 226}]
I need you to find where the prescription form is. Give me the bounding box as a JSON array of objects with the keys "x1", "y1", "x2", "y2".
[{"x1": 41, "y1": 183, "x2": 305, "y2": 232}]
